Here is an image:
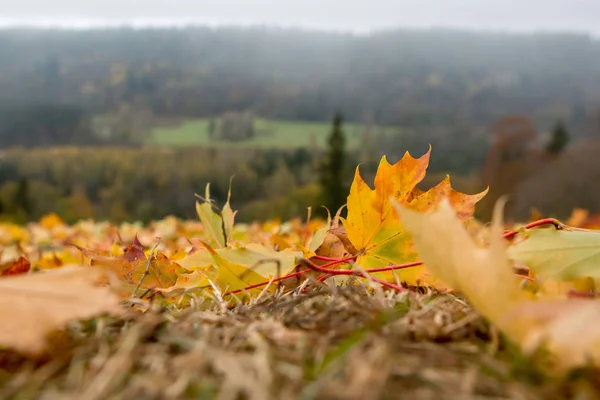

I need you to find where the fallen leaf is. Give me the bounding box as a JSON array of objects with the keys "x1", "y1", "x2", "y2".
[
  {"x1": 200, "y1": 242, "x2": 271, "y2": 294},
  {"x1": 0, "y1": 266, "x2": 121, "y2": 355},
  {"x1": 406, "y1": 175, "x2": 488, "y2": 220},
  {"x1": 39, "y1": 213, "x2": 66, "y2": 230},
  {"x1": 0, "y1": 256, "x2": 30, "y2": 276},
  {"x1": 36, "y1": 253, "x2": 66, "y2": 270},
  {"x1": 177, "y1": 243, "x2": 300, "y2": 294},
  {"x1": 507, "y1": 299, "x2": 600, "y2": 370},
  {"x1": 307, "y1": 213, "x2": 332, "y2": 253},
  {"x1": 342, "y1": 148, "x2": 486, "y2": 284},
  {"x1": 395, "y1": 198, "x2": 528, "y2": 327},
  {"x1": 74, "y1": 240, "x2": 184, "y2": 294},
  {"x1": 396, "y1": 198, "x2": 600, "y2": 371},
  {"x1": 508, "y1": 228, "x2": 600, "y2": 285},
  {"x1": 196, "y1": 184, "x2": 226, "y2": 249},
  {"x1": 222, "y1": 179, "x2": 238, "y2": 245},
  {"x1": 313, "y1": 230, "x2": 351, "y2": 261}
]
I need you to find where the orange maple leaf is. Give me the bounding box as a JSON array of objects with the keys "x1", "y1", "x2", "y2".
[
  {"x1": 74, "y1": 237, "x2": 185, "y2": 295},
  {"x1": 341, "y1": 147, "x2": 488, "y2": 284},
  {"x1": 0, "y1": 256, "x2": 31, "y2": 276}
]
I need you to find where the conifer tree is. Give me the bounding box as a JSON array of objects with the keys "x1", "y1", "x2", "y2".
[
  {"x1": 320, "y1": 112, "x2": 346, "y2": 214},
  {"x1": 546, "y1": 120, "x2": 569, "y2": 155},
  {"x1": 14, "y1": 178, "x2": 32, "y2": 218}
]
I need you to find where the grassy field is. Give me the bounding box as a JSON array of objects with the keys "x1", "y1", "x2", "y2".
[{"x1": 149, "y1": 118, "x2": 395, "y2": 149}]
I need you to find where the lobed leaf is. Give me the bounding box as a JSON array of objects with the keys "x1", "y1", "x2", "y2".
[
  {"x1": 508, "y1": 228, "x2": 600, "y2": 285},
  {"x1": 195, "y1": 183, "x2": 226, "y2": 249},
  {"x1": 341, "y1": 147, "x2": 487, "y2": 284}
]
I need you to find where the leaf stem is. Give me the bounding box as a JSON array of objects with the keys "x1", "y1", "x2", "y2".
[
  {"x1": 226, "y1": 217, "x2": 567, "y2": 297},
  {"x1": 312, "y1": 255, "x2": 357, "y2": 262},
  {"x1": 131, "y1": 242, "x2": 161, "y2": 299},
  {"x1": 224, "y1": 269, "x2": 311, "y2": 296},
  {"x1": 503, "y1": 218, "x2": 563, "y2": 240},
  {"x1": 298, "y1": 258, "x2": 405, "y2": 292}
]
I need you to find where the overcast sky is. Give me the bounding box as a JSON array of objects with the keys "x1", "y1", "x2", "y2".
[{"x1": 1, "y1": 0, "x2": 599, "y2": 35}]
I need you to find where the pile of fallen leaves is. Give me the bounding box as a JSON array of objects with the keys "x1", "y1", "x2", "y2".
[{"x1": 3, "y1": 147, "x2": 600, "y2": 398}]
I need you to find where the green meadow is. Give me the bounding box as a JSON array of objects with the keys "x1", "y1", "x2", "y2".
[{"x1": 149, "y1": 118, "x2": 395, "y2": 149}]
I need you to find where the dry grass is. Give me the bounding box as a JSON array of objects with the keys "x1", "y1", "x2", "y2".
[{"x1": 1, "y1": 283, "x2": 599, "y2": 399}]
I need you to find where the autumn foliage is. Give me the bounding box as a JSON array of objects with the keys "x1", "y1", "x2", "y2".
[{"x1": 4, "y1": 146, "x2": 600, "y2": 376}]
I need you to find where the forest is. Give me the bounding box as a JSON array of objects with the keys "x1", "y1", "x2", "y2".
[{"x1": 0, "y1": 27, "x2": 599, "y2": 222}]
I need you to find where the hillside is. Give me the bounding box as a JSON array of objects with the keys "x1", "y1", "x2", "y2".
[{"x1": 0, "y1": 27, "x2": 599, "y2": 133}]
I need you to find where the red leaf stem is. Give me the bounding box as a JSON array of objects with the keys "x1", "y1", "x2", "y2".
[{"x1": 503, "y1": 218, "x2": 563, "y2": 240}]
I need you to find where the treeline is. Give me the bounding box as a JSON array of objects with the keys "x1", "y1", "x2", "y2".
[
  {"x1": 0, "y1": 123, "x2": 490, "y2": 224},
  {"x1": 0, "y1": 27, "x2": 599, "y2": 138},
  {"x1": 0, "y1": 119, "x2": 589, "y2": 224},
  {"x1": 0, "y1": 146, "x2": 326, "y2": 223},
  {"x1": 0, "y1": 103, "x2": 98, "y2": 147}
]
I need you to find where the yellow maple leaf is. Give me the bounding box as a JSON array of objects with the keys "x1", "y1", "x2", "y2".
[
  {"x1": 176, "y1": 242, "x2": 301, "y2": 296},
  {"x1": 200, "y1": 242, "x2": 272, "y2": 295},
  {"x1": 341, "y1": 147, "x2": 487, "y2": 284},
  {"x1": 39, "y1": 213, "x2": 66, "y2": 230},
  {"x1": 195, "y1": 184, "x2": 226, "y2": 249}
]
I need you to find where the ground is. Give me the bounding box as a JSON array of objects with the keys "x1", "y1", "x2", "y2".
[{"x1": 2, "y1": 284, "x2": 598, "y2": 399}]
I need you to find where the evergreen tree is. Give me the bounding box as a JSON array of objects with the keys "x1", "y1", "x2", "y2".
[
  {"x1": 546, "y1": 120, "x2": 569, "y2": 155},
  {"x1": 320, "y1": 112, "x2": 346, "y2": 214},
  {"x1": 14, "y1": 178, "x2": 32, "y2": 219},
  {"x1": 207, "y1": 118, "x2": 216, "y2": 139}
]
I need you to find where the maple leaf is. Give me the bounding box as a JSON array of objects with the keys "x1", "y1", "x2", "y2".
[
  {"x1": 159, "y1": 270, "x2": 210, "y2": 296},
  {"x1": 307, "y1": 213, "x2": 332, "y2": 252},
  {"x1": 74, "y1": 238, "x2": 185, "y2": 294},
  {"x1": 196, "y1": 184, "x2": 227, "y2": 249},
  {"x1": 0, "y1": 266, "x2": 121, "y2": 355},
  {"x1": 222, "y1": 178, "x2": 238, "y2": 245},
  {"x1": 507, "y1": 228, "x2": 600, "y2": 286},
  {"x1": 395, "y1": 198, "x2": 529, "y2": 325},
  {"x1": 0, "y1": 256, "x2": 30, "y2": 276},
  {"x1": 311, "y1": 227, "x2": 352, "y2": 261},
  {"x1": 396, "y1": 198, "x2": 600, "y2": 371},
  {"x1": 39, "y1": 213, "x2": 66, "y2": 230},
  {"x1": 341, "y1": 147, "x2": 487, "y2": 283},
  {"x1": 176, "y1": 243, "x2": 301, "y2": 295},
  {"x1": 200, "y1": 242, "x2": 275, "y2": 294},
  {"x1": 406, "y1": 175, "x2": 488, "y2": 220}
]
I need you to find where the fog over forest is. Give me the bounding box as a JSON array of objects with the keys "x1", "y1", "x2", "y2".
[
  {"x1": 0, "y1": 26, "x2": 599, "y2": 222},
  {"x1": 1, "y1": 27, "x2": 599, "y2": 128}
]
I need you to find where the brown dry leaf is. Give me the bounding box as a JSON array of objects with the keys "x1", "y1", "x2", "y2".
[{"x1": 0, "y1": 266, "x2": 121, "y2": 355}]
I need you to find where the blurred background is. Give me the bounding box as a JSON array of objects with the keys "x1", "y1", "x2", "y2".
[{"x1": 0, "y1": 0, "x2": 599, "y2": 223}]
